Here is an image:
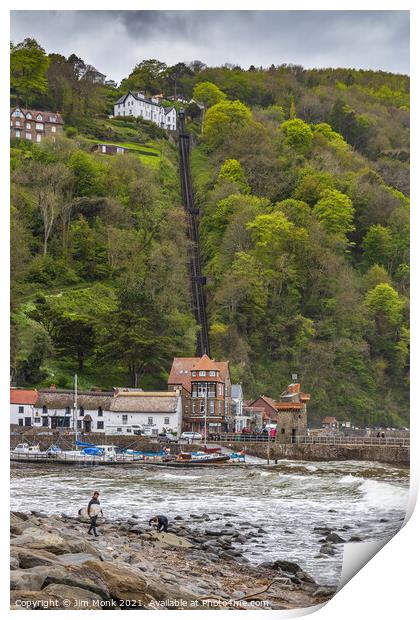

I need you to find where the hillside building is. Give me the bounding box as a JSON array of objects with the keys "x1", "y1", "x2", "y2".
[
  {"x1": 10, "y1": 108, "x2": 64, "y2": 143},
  {"x1": 10, "y1": 388, "x2": 38, "y2": 426},
  {"x1": 114, "y1": 91, "x2": 177, "y2": 131}
]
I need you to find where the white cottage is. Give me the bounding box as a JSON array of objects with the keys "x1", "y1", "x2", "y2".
[
  {"x1": 33, "y1": 389, "x2": 113, "y2": 433},
  {"x1": 106, "y1": 390, "x2": 182, "y2": 436},
  {"x1": 113, "y1": 92, "x2": 177, "y2": 131},
  {"x1": 10, "y1": 388, "x2": 38, "y2": 426}
]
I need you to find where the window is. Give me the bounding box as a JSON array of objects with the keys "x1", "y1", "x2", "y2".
[
  {"x1": 26, "y1": 133, "x2": 32, "y2": 140},
  {"x1": 148, "y1": 417, "x2": 153, "y2": 425},
  {"x1": 42, "y1": 406, "x2": 48, "y2": 414},
  {"x1": 36, "y1": 134, "x2": 41, "y2": 143},
  {"x1": 97, "y1": 421, "x2": 104, "y2": 430},
  {"x1": 79, "y1": 406, "x2": 84, "y2": 417},
  {"x1": 15, "y1": 130, "x2": 20, "y2": 138},
  {"x1": 18, "y1": 406, "x2": 24, "y2": 414},
  {"x1": 24, "y1": 417, "x2": 31, "y2": 427},
  {"x1": 98, "y1": 407, "x2": 103, "y2": 417},
  {"x1": 102, "y1": 145, "x2": 106, "y2": 153},
  {"x1": 49, "y1": 116, "x2": 57, "y2": 122},
  {"x1": 34, "y1": 417, "x2": 41, "y2": 424},
  {"x1": 51, "y1": 126, "x2": 56, "y2": 133},
  {"x1": 209, "y1": 370, "x2": 216, "y2": 377},
  {"x1": 192, "y1": 401, "x2": 196, "y2": 413},
  {"x1": 192, "y1": 371, "x2": 196, "y2": 377},
  {"x1": 152, "y1": 429, "x2": 158, "y2": 435},
  {"x1": 15, "y1": 120, "x2": 21, "y2": 127},
  {"x1": 117, "y1": 147, "x2": 124, "y2": 153},
  {"x1": 77, "y1": 420, "x2": 82, "y2": 429},
  {"x1": 219, "y1": 402, "x2": 223, "y2": 414},
  {"x1": 164, "y1": 417, "x2": 170, "y2": 425},
  {"x1": 42, "y1": 417, "x2": 49, "y2": 427},
  {"x1": 26, "y1": 113, "x2": 32, "y2": 119},
  {"x1": 15, "y1": 110, "x2": 21, "y2": 117},
  {"x1": 200, "y1": 401, "x2": 205, "y2": 414},
  {"x1": 127, "y1": 428, "x2": 132, "y2": 433},
  {"x1": 36, "y1": 114, "x2": 43, "y2": 120},
  {"x1": 199, "y1": 370, "x2": 206, "y2": 377},
  {"x1": 209, "y1": 401, "x2": 215, "y2": 415},
  {"x1": 35, "y1": 123, "x2": 43, "y2": 130},
  {"x1": 65, "y1": 406, "x2": 71, "y2": 415},
  {"x1": 63, "y1": 417, "x2": 70, "y2": 428},
  {"x1": 117, "y1": 427, "x2": 122, "y2": 432},
  {"x1": 122, "y1": 415, "x2": 128, "y2": 424},
  {"x1": 26, "y1": 123, "x2": 31, "y2": 129},
  {"x1": 218, "y1": 384, "x2": 223, "y2": 396},
  {"x1": 18, "y1": 419, "x2": 23, "y2": 426}
]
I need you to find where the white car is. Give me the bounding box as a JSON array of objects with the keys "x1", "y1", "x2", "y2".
[{"x1": 180, "y1": 431, "x2": 203, "y2": 441}]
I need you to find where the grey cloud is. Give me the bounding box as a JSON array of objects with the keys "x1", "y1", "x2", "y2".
[{"x1": 10, "y1": 10, "x2": 409, "y2": 81}]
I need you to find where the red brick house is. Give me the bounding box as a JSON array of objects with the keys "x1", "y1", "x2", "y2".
[
  {"x1": 168, "y1": 354, "x2": 232, "y2": 434},
  {"x1": 10, "y1": 107, "x2": 64, "y2": 143},
  {"x1": 246, "y1": 395, "x2": 279, "y2": 424}
]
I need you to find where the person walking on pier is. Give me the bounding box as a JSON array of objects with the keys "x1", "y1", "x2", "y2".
[
  {"x1": 149, "y1": 515, "x2": 169, "y2": 532},
  {"x1": 87, "y1": 491, "x2": 103, "y2": 537}
]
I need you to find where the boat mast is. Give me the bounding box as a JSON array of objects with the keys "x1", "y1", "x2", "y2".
[{"x1": 74, "y1": 374, "x2": 78, "y2": 445}]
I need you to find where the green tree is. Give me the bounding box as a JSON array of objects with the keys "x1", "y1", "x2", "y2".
[
  {"x1": 11, "y1": 38, "x2": 49, "y2": 106},
  {"x1": 313, "y1": 189, "x2": 355, "y2": 241},
  {"x1": 362, "y1": 225, "x2": 393, "y2": 269},
  {"x1": 193, "y1": 81, "x2": 226, "y2": 108},
  {"x1": 365, "y1": 283, "x2": 405, "y2": 328},
  {"x1": 203, "y1": 100, "x2": 253, "y2": 150},
  {"x1": 281, "y1": 118, "x2": 313, "y2": 153},
  {"x1": 217, "y1": 159, "x2": 250, "y2": 193}
]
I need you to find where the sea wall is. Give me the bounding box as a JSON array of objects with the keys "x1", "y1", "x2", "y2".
[{"x1": 220, "y1": 441, "x2": 410, "y2": 465}]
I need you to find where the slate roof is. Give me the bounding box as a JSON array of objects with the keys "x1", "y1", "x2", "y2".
[{"x1": 10, "y1": 108, "x2": 64, "y2": 125}]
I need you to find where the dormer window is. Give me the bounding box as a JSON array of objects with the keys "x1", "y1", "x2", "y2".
[
  {"x1": 192, "y1": 371, "x2": 196, "y2": 377},
  {"x1": 14, "y1": 109, "x2": 21, "y2": 117},
  {"x1": 26, "y1": 113, "x2": 32, "y2": 119},
  {"x1": 209, "y1": 370, "x2": 216, "y2": 377},
  {"x1": 199, "y1": 371, "x2": 206, "y2": 377},
  {"x1": 36, "y1": 114, "x2": 43, "y2": 121},
  {"x1": 49, "y1": 116, "x2": 57, "y2": 122}
]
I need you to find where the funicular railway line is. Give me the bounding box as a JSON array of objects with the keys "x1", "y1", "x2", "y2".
[{"x1": 178, "y1": 110, "x2": 210, "y2": 357}]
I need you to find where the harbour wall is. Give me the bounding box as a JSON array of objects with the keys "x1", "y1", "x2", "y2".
[{"x1": 219, "y1": 441, "x2": 410, "y2": 465}]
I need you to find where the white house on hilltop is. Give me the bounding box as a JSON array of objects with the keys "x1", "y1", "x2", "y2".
[{"x1": 114, "y1": 92, "x2": 177, "y2": 131}]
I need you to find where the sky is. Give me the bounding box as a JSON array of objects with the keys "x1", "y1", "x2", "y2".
[{"x1": 10, "y1": 10, "x2": 410, "y2": 82}]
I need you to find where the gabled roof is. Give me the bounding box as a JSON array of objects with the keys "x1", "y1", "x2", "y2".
[
  {"x1": 247, "y1": 395, "x2": 278, "y2": 413},
  {"x1": 168, "y1": 357, "x2": 230, "y2": 392},
  {"x1": 192, "y1": 354, "x2": 219, "y2": 372},
  {"x1": 10, "y1": 388, "x2": 38, "y2": 405},
  {"x1": 322, "y1": 416, "x2": 338, "y2": 423},
  {"x1": 10, "y1": 108, "x2": 63, "y2": 125}
]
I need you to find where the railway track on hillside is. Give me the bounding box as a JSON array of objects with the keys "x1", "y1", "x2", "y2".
[{"x1": 178, "y1": 110, "x2": 211, "y2": 357}]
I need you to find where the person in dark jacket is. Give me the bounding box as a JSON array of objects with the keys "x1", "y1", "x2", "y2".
[
  {"x1": 87, "y1": 491, "x2": 103, "y2": 537},
  {"x1": 149, "y1": 515, "x2": 168, "y2": 532}
]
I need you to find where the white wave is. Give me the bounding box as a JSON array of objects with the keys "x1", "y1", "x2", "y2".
[
  {"x1": 305, "y1": 465, "x2": 318, "y2": 472},
  {"x1": 161, "y1": 473, "x2": 201, "y2": 480},
  {"x1": 338, "y1": 474, "x2": 364, "y2": 485},
  {"x1": 359, "y1": 479, "x2": 409, "y2": 511}
]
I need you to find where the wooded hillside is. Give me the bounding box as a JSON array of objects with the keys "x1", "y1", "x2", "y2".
[{"x1": 10, "y1": 40, "x2": 409, "y2": 425}]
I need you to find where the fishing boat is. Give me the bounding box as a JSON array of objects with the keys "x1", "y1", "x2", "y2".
[
  {"x1": 158, "y1": 451, "x2": 231, "y2": 467},
  {"x1": 13, "y1": 443, "x2": 42, "y2": 455}
]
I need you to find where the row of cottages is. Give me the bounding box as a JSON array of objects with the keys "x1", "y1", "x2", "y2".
[
  {"x1": 10, "y1": 108, "x2": 64, "y2": 143},
  {"x1": 114, "y1": 92, "x2": 177, "y2": 131},
  {"x1": 10, "y1": 387, "x2": 182, "y2": 436},
  {"x1": 167, "y1": 354, "x2": 233, "y2": 434}
]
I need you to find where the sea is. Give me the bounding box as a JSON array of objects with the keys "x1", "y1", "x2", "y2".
[{"x1": 10, "y1": 457, "x2": 409, "y2": 586}]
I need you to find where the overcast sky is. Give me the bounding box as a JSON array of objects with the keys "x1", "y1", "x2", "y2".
[{"x1": 10, "y1": 10, "x2": 409, "y2": 81}]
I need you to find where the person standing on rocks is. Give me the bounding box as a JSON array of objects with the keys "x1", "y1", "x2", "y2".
[
  {"x1": 87, "y1": 491, "x2": 103, "y2": 537},
  {"x1": 149, "y1": 515, "x2": 169, "y2": 532}
]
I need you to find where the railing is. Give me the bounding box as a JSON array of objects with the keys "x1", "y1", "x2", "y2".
[{"x1": 209, "y1": 434, "x2": 410, "y2": 447}]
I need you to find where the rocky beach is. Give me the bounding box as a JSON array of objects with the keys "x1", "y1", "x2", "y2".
[{"x1": 10, "y1": 510, "x2": 336, "y2": 610}]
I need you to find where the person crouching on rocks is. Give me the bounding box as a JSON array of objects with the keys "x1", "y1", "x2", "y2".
[
  {"x1": 87, "y1": 491, "x2": 103, "y2": 537},
  {"x1": 149, "y1": 515, "x2": 168, "y2": 532}
]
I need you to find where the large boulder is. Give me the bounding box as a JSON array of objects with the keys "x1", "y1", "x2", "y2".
[
  {"x1": 42, "y1": 583, "x2": 105, "y2": 609},
  {"x1": 12, "y1": 546, "x2": 63, "y2": 569},
  {"x1": 29, "y1": 564, "x2": 111, "y2": 599},
  {"x1": 82, "y1": 560, "x2": 153, "y2": 606},
  {"x1": 144, "y1": 531, "x2": 193, "y2": 548},
  {"x1": 11, "y1": 529, "x2": 72, "y2": 555},
  {"x1": 55, "y1": 552, "x2": 101, "y2": 566},
  {"x1": 10, "y1": 569, "x2": 47, "y2": 592}
]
